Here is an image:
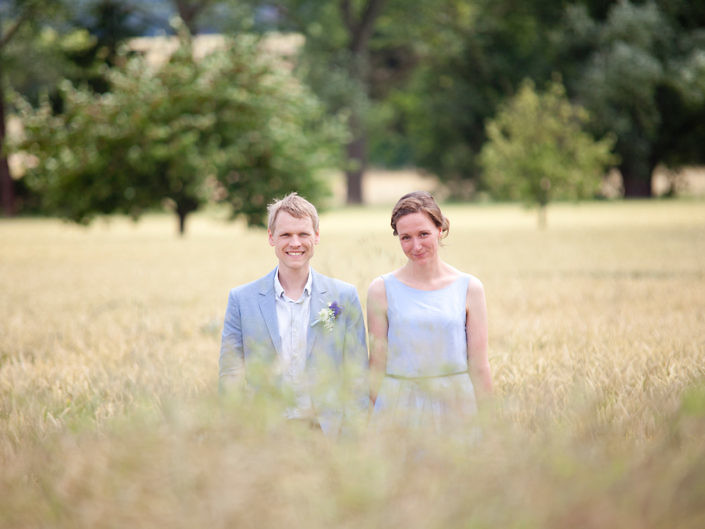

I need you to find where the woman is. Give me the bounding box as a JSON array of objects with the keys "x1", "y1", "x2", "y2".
[{"x1": 367, "y1": 191, "x2": 492, "y2": 433}]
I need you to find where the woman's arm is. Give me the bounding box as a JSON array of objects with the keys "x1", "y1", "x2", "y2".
[
  {"x1": 466, "y1": 276, "x2": 493, "y2": 402},
  {"x1": 366, "y1": 276, "x2": 389, "y2": 405}
]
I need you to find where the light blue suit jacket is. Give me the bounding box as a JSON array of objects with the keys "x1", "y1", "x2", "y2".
[{"x1": 219, "y1": 268, "x2": 369, "y2": 437}]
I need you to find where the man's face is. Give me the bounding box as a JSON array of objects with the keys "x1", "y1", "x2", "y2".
[{"x1": 268, "y1": 211, "x2": 319, "y2": 273}]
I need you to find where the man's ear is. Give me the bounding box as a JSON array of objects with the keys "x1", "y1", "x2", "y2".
[
  {"x1": 268, "y1": 230, "x2": 275, "y2": 247},
  {"x1": 314, "y1": 230, "x2": 320, "y2": 245}
]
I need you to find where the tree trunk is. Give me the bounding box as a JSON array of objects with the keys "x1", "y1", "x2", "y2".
[
  {"x1": 175, "y1": 196, "x2": 198, "y2": 236},
  {"x1": 173, "y1": 0, "x2": 213, "y2": 35},
  {"x1": 0, "y1": 62, "x2": 15, "y2": 217},
  {"x1": 620, "y1": 160, "x2": 653, "y2": 198},
  {"x1": 339, "y1": 0, "x2": 386, "y2": 205},
  {"x1": 0, "y1": 4, "x2": 32, "y2": 218},
  {"x1": 177, "y1": 210, "x2": 187, "y2": 236},
  {"x1": 345, "y1": 110, "x2": 365, "y2": 204}
]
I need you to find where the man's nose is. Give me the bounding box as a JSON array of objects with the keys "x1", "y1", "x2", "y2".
[{"x1": 290, "y1": 235, "x2": 301, "y2": 246}]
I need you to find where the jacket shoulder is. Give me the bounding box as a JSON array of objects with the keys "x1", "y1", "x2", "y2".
[
  {"x1": 314, "y1": 271, "x2": 354, "y2": 291},
  {"x1": 229, "y1": 270, "x2": 275, "y2": 298}
]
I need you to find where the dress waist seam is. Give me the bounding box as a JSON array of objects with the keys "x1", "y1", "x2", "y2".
[{"x1": 385, "y1": 370, "x2": 468, "y2": 380}]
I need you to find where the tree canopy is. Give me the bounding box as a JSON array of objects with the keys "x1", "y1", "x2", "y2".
[
  {"x1": 559, "y1": 0, "x2": 705, "y2": 196},
  {"x1": 4, "y1": 0, "x2": 705, "y2": 224},
  {"x1": 480, "y1": 78, "x2": 616, "y2": 227},
  {"x1": 12, "y1": 31, "x2": 343, "y2": 234},
  {"x1": 262, "y1": 0, "x2": 391, "y2": 204},
  {"x1": 379, "y1": 0, "x2": 568, "y2": 194},
  {"x1": 372, "y1": 0, "x2": 705, "y2": 197},
  {"x1": 1, "y1": 0, "x2": 76, "y2": 216}
]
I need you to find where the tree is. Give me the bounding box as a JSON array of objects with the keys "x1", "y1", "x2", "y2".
[
  {"x1": 559, "y1": 0, "x2": 705, "y2": 197},
  {"x1": 480, "y1": 78, "x2": 616, "y2": 228},
  {"x1": 66, "y1": 0, "x2": 150, "y2": 94},
  {"x1": 384, "y1": 0, "x2": 569, "y2": 195},
  {"x1": 1, "y1": 0, "x2": 150, "y2": 216},
  {"x1": 261, "y1": 0, "x2": 393, "y2": 204},
  {"x1": 172, "y1": 0, "x2": 216, "y2": 33},
  {"x1": 0, "y1": 0, "x2": 74, "y2": 216},
  {"x1": 10, "y1": 30, "x2": 343, "y2": 234},
  {"x1": 382, "y1": 0, "x2": 705, "y2": 199}
]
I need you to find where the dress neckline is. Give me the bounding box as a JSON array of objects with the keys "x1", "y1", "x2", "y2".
[{"x1": 386, "y1": 272, "x2": 465, "y2": 292}]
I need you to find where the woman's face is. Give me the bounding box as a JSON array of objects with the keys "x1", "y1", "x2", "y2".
[{"x1": 395, "y1": 211, "x2": 442, "y2": 264}]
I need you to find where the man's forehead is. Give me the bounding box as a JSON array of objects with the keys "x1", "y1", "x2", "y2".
[{"x1": 272, "y1": 211, "x2": 317, "y2": 233}]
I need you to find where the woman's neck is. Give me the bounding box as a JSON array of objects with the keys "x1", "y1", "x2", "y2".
[{"x1": 399, "y1": 258, "x2": 450, "y2": 288}]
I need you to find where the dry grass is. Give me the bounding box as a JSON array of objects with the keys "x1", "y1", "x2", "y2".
[{"x1": 2, "y1": 199, "x2": 705, "y2": 528}]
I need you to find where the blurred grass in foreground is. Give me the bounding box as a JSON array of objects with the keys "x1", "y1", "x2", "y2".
[{"x1": 1, "y1": 200, "x2": 705, "y2": 528}]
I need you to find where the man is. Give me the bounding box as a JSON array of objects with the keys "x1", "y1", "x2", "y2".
[{"x1": 219, "y1": 193, "x2": 368, "y2": 437}]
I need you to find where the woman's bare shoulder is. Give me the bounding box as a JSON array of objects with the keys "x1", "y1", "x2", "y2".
[
  {"x1": 466, "y1": 273, "x2": 484, "y2": 291},
  {"x1": 464, "y1": 273, "x2": 486, "y2": 307},
  {"x1": 367, "y1": 275, "x2": 387, "y2": 299}
]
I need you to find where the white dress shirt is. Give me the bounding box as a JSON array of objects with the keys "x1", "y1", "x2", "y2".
[{"x1": 274, "y1": 268, "x2": 314, "y2": 419}]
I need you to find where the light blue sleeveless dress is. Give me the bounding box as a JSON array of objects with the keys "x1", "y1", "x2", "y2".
[{"x1": 371, "y1": 273, "x2": 478, "y2": 432}]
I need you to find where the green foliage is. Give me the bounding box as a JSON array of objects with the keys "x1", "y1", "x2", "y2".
[
  {"x1": 370, "y1": 0, "x2": 705, "y2": 199},
  {"x1": 559, "y1": 0, "x2": 705, "y2": 196},
  {"x1": 263, "y1": 0, "x2": 428, "y2": 202},
  {"x1": 381, "y1": 0, "x2": 568, "y2": 189},
  {"x1": 11, "y1": 32, "x2": 344, "y2": 233},
  {"x1": 62, "y1": 0, "x2": 150, "y2": 94},
  {"x1": 0, "y1": 1, "x2": 77, "y2": 97},
  {"x1": 480, "y1": 78, "x2": 616, "y2": 226}
]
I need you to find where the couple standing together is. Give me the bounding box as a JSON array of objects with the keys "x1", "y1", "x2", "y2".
[{"x1": 219, "y1": 191, "x2": 493, "y2": 438}]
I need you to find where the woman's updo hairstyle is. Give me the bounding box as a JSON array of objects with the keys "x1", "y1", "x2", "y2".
[{"x1": 390, "y1": 191, "x2": 450, "y2": 239}]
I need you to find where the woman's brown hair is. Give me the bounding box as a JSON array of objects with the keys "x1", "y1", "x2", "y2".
[{"x1": 390, "y1": 191, "x2": 449, "y2": 238}]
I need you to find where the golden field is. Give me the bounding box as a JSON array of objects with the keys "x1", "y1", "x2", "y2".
[{"x1": 1, "y1": 199, "x2": 705, "y2": 529}]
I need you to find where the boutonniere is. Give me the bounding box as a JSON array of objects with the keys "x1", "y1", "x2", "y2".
[{"x1": 311, "y1": 301, "x2": 342, "y2": 333}]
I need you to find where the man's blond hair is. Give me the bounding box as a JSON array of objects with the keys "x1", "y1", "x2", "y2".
[{"x1": 267, "y1": 192, "x2": 319, "y2": 233}]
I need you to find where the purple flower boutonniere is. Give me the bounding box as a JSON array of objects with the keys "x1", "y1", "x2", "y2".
[{"x1": 312, "y1": 301, "x2": 342, "y2": 332}]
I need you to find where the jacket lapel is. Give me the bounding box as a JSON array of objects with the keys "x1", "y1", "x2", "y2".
[
  {"x1": 258, "y1": 269, "x2": 282, "y2": 357},
  {"x1": 307, "y1": 269, "x2": 328, "y2": 359}
]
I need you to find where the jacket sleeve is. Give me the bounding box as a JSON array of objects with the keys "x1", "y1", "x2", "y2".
[
  {"x1": 219, "y1": 288, "x2": 245, "y2": 393},
  {"x1": 342, "y1": 286, "x2": 370, "y2": 416}
]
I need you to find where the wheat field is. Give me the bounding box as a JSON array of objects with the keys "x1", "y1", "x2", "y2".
[{"x1": 1, "y1": 199, "x2": 705, "y2": 528}]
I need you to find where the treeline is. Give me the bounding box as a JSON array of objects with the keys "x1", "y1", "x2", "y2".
[{"x1": 2, "y1": 0, "x2": 704, "y2": 232}]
